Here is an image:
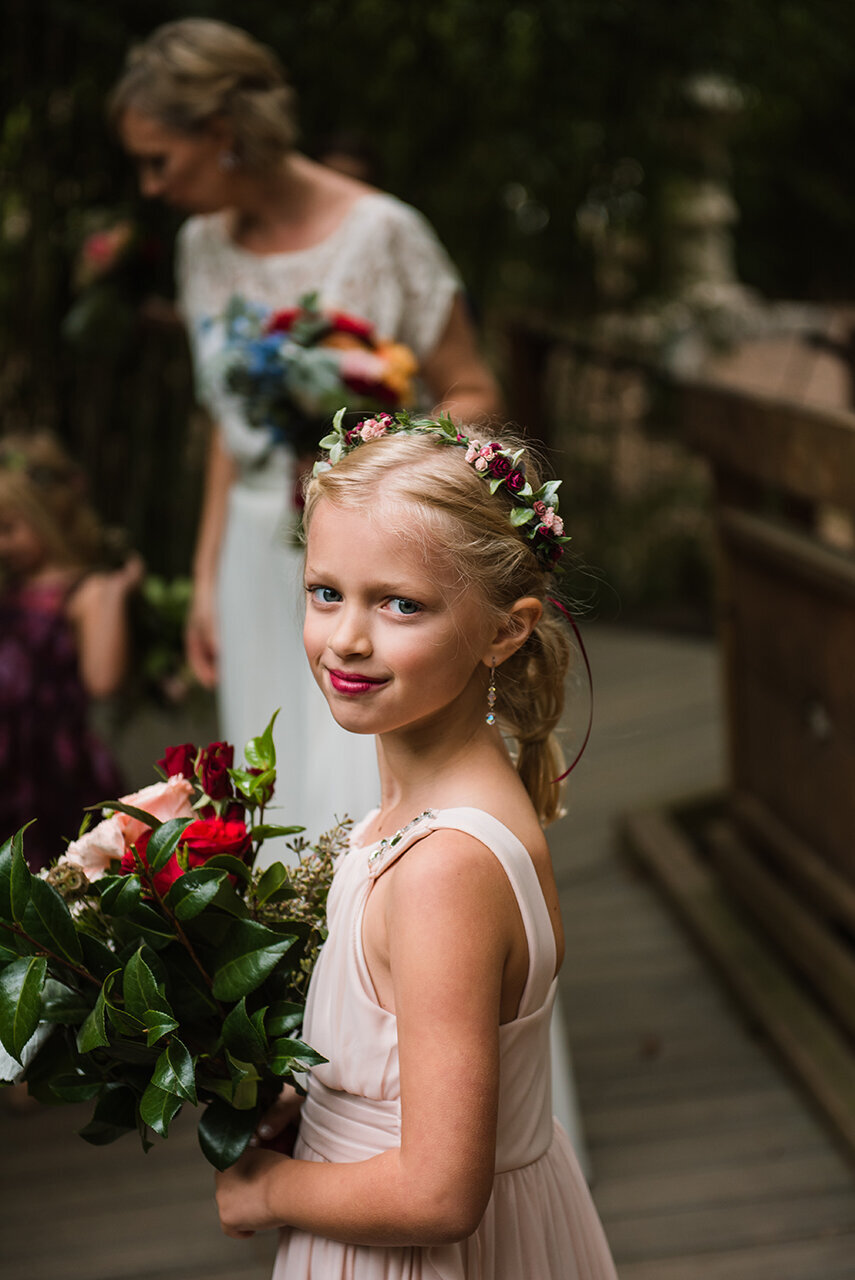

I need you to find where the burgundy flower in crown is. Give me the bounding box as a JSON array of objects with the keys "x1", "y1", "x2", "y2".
[{"x1": 315, "y1": 409, "x2": 572, "y2": 573}]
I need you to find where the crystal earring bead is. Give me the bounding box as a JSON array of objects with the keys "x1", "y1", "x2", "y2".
[{"x1": 486, "y1": 661, "x2": 497, "y2": 726}]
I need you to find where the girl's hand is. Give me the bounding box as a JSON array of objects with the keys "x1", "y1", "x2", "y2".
[
  {"x1": 185, "y1": 587, "x2": 219, "y2": 688},
  {"x1": 215, "y1": 1147, "x2": 290, "y2": 1239},
  {"x1": 116, "y1": 553, "x2": 145, "y2": 593},
  {"x1": 253, "y1": 1082, "x2": 304, "y2": 1154}
]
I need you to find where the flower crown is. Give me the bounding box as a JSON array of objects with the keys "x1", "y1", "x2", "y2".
[{"x1": 314, "y1": 409, "x2": 572, "y2": 572}]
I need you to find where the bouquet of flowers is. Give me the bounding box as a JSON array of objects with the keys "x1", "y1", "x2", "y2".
[
  {"x1": 0, "y1": 715, "x2": 345, "y2": 1170},
  {"x1": 207, "y1": 291, "x2": 418, "y2": 455}
]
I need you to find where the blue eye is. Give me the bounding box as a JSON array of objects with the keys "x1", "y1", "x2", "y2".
[
  {"x1": 387, "y1": 597, "x2": 421, "y2": 616},
  {"x1": 309, "y1": 586, "x2": 342, "y2": 604}
]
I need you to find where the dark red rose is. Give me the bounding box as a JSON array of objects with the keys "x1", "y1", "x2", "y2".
[
  {"x1": 507, "y1": 469, "x2": 525, "y2": 493},
  {"x1": 488, "y1": 455, "x2": 512, "y2": 480},
  {"x1": 120, "y1": 829, "x2": 182, "y2": 896},
  {"x1": 330, "y1": 311, "x2": 375, "y2": 343},
  {"x1": 264, "y1": 307, "x2": 300, "y2": 334},
  {"x1": 340, "y1": 372, "x2": 398, "y2": 404},
  {"x1": 158, "y1": 743, "x2": 197, "y2": 778},
  {"x1": 199, "y1": 741, "x2": 234, "y2": 800}
]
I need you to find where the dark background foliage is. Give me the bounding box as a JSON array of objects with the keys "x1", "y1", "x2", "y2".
[{"x1": 3, "y1": 0, "x2": 855, "y2": 575}]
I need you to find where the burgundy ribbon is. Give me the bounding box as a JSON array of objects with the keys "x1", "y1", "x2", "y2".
[{"x1": 548, "y1": 597, "x2": 593, "y2": 784}]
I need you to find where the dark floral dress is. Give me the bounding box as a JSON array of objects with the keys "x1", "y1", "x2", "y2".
[{"x1": 0, "y1": 579, "x2": 125, "y2": 870}]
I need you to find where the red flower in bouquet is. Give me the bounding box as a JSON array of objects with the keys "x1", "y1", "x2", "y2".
[
  {"x1": 198, "y1": 742, "x2": 234, "y2": 800},
  {"x1": 122, "y1": 814, "x2": 252, "y2": 896},
  {"x1": 264, "y1": 307, "x2": 301, "y2": 334},
  {"x1": 159, "y1": 743, "x2": 197, "y2": 779}
]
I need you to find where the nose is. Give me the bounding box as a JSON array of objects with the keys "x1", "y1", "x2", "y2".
[{"x1": 328, "y1": 605, "x2": 372, "y2": 659}]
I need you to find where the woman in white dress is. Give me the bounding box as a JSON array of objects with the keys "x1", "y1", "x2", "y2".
[{"x1": 110, "y1": 18, "x2": 501, "y2": 844}]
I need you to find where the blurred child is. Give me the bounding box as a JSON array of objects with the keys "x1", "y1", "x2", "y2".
[{"x1": 0, "y1": 432, "x2": 142, "y2": 869}]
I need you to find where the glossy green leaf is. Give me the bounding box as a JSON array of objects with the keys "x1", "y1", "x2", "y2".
[
  {"x1": 254, "y1": 863, "x2": 291, "y2": 905},
  {"x1": 269, "y1": 1036, "x2": 327, "y2": 1075},
  {"x1": 151, "y1": 1037, "x2": 197, "y2": 1103},
  {"x1": 249, "y1": 825, "x2": 304, "y2": 842},
  {"x1": 123, "y1": 947, "x2": 170, "y2": 1021},
  {"x1": 49, "y1": 1072, "x2": 103, "y2": 1103},
  {"x1": 0, "y1": 833, "x2": 13, "y2": 918},
  {"x1": 141, "y1": 1009, "x2": 179, "y2": 1047},
  {"x1": 91, "y1": 800, "x2": 162, "y2": 829},
  {"x1": 204, "y1": 854, "x2": 252, "y2": 884},
  {"x1": 0, "y1": 955, "x2": 47, "y2": 1062},
  {"x1": 243, "y1": 709, "x2": 279, "y2": 771},
  {"x1": 113, "y1": 904, "x2": 174, "y2": 950},
  {"x1": 78, "y1": 1083, "x2": 138, "y2": 1146},
  {"x1": 146, "y1": 817, "x2": 195, "y2": 874},
  {"x1": 211, "y1": 921, "x2": 296, "y2": 1001},
  {"x1": 265, "y1": 1000, "x2": 305, "y2": 1038},
  {"x1": 165, "y1": 867, "x2": 227, "y2": 920},
  {"x1": 98, "y1": 874, "x2": 142, "y2": 917},
  {"x1": 76, "y1": 983, "x2": 112, "y2": 1053},
  {"x1": 42, "y1": 979, "x2": 92, "y2": 1026},
  {"x1": 222, "y1": 997, "x2": 268, "y2": 1063},
  {"x1": 9, "y1": 833, "x2": 32, "y2": 924},
  {"x1": 198, "y1": 1098, "x2": 258, "y2": 1171},
  {"x1": 79, "y1": 933, "x2": 119, "y2": 980},
  {"x1": 139, "y1": 1079, "x2": 183, "y2": 1137},
  {"x1": 21, "y1": 876, "x2": 83, "y2": 963}
]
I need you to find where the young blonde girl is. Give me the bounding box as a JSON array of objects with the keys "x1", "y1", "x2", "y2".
[
  {"x1": 0, "y1": 433, "x2": 142, "y2": 868},
  {"x1": 214, "y1": 416, "x2": 617, "y2": 1279}
]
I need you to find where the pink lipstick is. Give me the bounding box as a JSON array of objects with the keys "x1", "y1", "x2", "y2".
[{"x1": 327, "y1": 669, "x2": 388, "y2": 696}]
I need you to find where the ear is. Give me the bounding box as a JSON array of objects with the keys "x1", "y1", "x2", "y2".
[
  {"x1": 483, "y1": 596, "x2": 543, "y2": 668},
  {"x1": 206, "y1": 114, "x2": 236, "y2": 151}
]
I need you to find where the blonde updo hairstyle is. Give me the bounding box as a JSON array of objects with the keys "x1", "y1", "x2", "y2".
[
  {"x1": 304, "y1": 431, "x2": 573, "y2": 825},
  {"x1": 109, "y1": 19, "x2": 297, "y2": 172},
  {"x1": 0, "y1": 433, "x2": 105, "y2": 588}
]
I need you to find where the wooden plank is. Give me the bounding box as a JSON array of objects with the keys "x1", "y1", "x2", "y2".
[
  {"x1": 622, "y1": 805, "x2": 855, "y2": 1159},
  {"x1": 706, "y1": 818, "x2": 855, "y2": 1039},
  {"x1": 617, "y1": 1232, "x2": 855, "y2": 1280},
  {"x1": 679, "y1": 378, "x2": 855, "y2": 508},
  {"x1": 734, "y1": 791, "x2": 855, "y2": 933},
  {"x1": 720, "y1": 505, "x2": 855, "y2": 600}
]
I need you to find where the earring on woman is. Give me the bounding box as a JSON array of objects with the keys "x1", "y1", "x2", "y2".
[
  {"x1": 486, "y1": 659, "x2": 497, "y2": 726},
  {"x1": 218, "y1": 150, "x2": 239, "y2": 172}
]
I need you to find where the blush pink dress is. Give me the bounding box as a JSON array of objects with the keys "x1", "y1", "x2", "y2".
[{"x1": 272, "y1": 808, "x2": 618, "y2": 1280}]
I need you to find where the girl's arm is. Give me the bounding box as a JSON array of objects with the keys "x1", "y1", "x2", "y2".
[
  {"x1": 186, "y1": 423, "x2": 236, "y2": 689},
  {"x1": 215, "y1": 831, "x2": 520, "y2": 1246},
  {"x1": 422, "y1": 295, "x2": 503, "y2": 425},
  {"x1": 70, "y1": 554, "x2": 144, "y2": 699}
]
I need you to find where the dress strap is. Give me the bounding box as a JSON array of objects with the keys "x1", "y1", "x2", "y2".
[{"x1": 365, "y1": 806, "x2": 556, "y2": 1017}]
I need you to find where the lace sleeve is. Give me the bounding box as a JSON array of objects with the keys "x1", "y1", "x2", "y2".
[{"x1": 384, "y1": 202, "x2": 462, "y2": 361}]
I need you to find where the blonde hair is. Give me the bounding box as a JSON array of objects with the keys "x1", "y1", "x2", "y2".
[
  {"x1": 109, "y1": 19, "x2": 297, "y2": 171},
  {"x1": 304, "y1": 431, "x2": 573, "y2": 825},
  {"x1": 0, "y1": 433, "x2": 105, "y2": 585}
]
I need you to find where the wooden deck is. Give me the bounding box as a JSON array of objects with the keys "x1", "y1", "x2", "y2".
[{"x1": 2, "y1": 624, "x2": 854, "y2": 1278}]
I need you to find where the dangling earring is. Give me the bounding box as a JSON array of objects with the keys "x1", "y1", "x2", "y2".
[
  {"x1": 218, "y1": 150, "x2": 239, "y2": 172},
  {"x1": 486, "y1": 660, "x2": 497, "y2": 726}
]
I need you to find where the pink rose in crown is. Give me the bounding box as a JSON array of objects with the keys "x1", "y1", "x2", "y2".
[
  {"x1": 63, "y1": 815, "x2": 126, "y2": 882},
  {"x1": 115, "y1": 776, "x2": 195, "y2": 847}
]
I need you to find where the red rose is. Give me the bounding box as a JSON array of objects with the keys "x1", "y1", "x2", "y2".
[
  {"x1": 199, "y1": 741, "x2": 234, "y2": 800},
  {"x1": 329, "y1": 312, "x2": 375, "y2": 343},
  {"x1": 507, "y1": 469, "x2": 525, "y2": 492},
  {"x1": 488, "y1": 455, "x2": 512, "y2": 480},
  {"x1": 123, "y1": 816, "x2": 251, "y2": 897},
  {"x1": 158, "y1": 743, "x2": 197, "y2": 778},
  {"x1": 264, "y1": 307, "x2": 300, "y2": 334}
]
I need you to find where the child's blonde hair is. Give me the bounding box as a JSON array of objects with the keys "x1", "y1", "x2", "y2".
[
  {"x1": 304, "y1": 430, "x2": 573, "y2": 825},
  {"x1": 0, "y1": 433, "x2": 105, "y2": 585}
]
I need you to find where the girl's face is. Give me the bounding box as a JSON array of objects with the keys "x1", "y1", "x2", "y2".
[
  {"x1": 303, "y1": 499, "x2": 496, "y2": 739},
  {"x1": 118, "y1": 108, "x2": 235, "y2": 213},
  {"x1": 0, "y1": 509, "x2": 45, "y2": 577}
]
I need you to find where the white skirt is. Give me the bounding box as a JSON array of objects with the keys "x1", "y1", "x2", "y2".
[{"x1": 217, "y1": 453, "x2": 380, "y2": 865}]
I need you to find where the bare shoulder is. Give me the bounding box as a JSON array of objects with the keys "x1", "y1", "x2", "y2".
[{"x1": 386, "y1": 828, "x2": 519, "y2": 919}]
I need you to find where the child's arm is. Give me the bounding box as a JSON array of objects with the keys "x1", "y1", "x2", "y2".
[
  {"x1": 186, "y1": 424, "x2": 236, "y2": 689},
  {"x1": 69, "y1": 554, "x2": 144, "y2": 699},
  {"x1": 215, "y1": 831, "x2": 521, "y2": 1247}
]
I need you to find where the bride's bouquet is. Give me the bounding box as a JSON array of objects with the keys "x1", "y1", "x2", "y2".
[
  {"x1": 0, "y1": 715, "x2": 345, "y2": 1170},
  {"x1": 208, "y1": 291, "x2": 418, "y2": 455}
]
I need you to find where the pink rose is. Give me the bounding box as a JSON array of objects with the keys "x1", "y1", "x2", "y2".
[
  {"x1": 533, "y1": 501, "x2": 547, "y2": 518},
  {"x1": 465, "y1": 442, "x2": 480, "y2": 463},
  {"x1": 115, "y1": 776, "x2": 195, "y2": 847},
  {"x1": 62, "y1": 815, "x2": 125, "y2": 882},
  {"x1": 474, "y1": 457, "x2": 488, "y2": 472}
]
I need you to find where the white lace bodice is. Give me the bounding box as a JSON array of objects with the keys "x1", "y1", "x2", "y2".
[{"x1": 175, "y1": 193, "x2": 461, "y2": 465}]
